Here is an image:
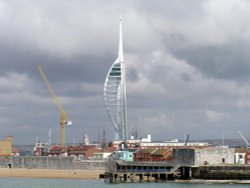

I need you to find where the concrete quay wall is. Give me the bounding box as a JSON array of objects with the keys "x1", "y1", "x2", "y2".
[
  {"x1": 0, "y1": 156, "x2": 105, "y2": 170},
  {"x1": 192, "y1": 165, "x2": 250, "y2": 180}
]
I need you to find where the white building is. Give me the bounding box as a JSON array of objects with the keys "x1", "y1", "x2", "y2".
[{"x1": 195, "y1": 146, "x2": 235, "y2": 165}]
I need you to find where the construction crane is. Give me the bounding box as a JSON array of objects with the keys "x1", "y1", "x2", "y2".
[
  {"x1": 38, "y1": 64, "x2": 72, "y2": 148},
  {"x1": 238, "y1": 130, "x2": 250, "y2": 148},
  {"x1": 184, "y1": 134, "x2": 190, "y2": 146}
]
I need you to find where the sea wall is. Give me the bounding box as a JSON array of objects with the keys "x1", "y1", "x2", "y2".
[
  {"x1": 0, "y1": 156, "x2": 105, "y2": 170},
  {"x1": 192, "y1": 165, "x2": 250, "y2": 180}
]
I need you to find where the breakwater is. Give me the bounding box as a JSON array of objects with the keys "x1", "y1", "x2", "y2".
[
  {"x1": 192, "y1": 165, "x2": 250, "y2": 180},
  {"x1": 0, "y1": 156, "x2": 105, "y2": 170}
]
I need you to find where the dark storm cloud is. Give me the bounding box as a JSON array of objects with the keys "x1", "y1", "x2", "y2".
[
  {"x1": 1, "y1": 0, "x2": 250, "y2": 144},
  {"x1": 134, "y1": 0, "x2": 206, "y2": 20},
  {"x1": 171, "y1": 41, "x2": 250, "y2": 81},
  {"x1": 0, "y1": 43, "x2": 114, "y2": 83}
]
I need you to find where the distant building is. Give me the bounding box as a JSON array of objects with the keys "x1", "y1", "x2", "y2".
[
  {"x1": 12, "y1": 147, "x2": 20, "y2": 156},
  {"x1": 0, "y1": 135, "x2": 13, "y2": 156},
  {"x1": 112, "y1": 151, "x2": 134, "y2": 162},
  {"x1": 141, "y1": 135, "x2": 151, "y2": 143},
  {"x1": 111, "y1": 139, "x2": 140, "y2": 150},
  {"x1": 47, "y1": 145, "x2": 115, "y2": 159},
  {"x1": 47, "y1": 145, "x2": 63, "y2": 156},
  {"x1": 234, "y1": 148, "x2": 250, "y2": 165},
  {"x1": 140, "y1": 141, "x2": 210, "y2": 149},
  {"x1": 33, "y1": 142, "x2": 48, "y2": 156},
  {"x1": 111, "y1": 134, "x2": 210, "y2": 150}
]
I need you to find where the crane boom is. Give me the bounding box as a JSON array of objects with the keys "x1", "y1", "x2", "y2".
[
  {"x1": 238, "y1": 130, "x2": 250, "y2": 147},
  {"x1": 184, "y1": 134, "x2": 190, "y2": 146},
  {"x1": 38, "y1": 64, "x2": 69, "y2": 148}
]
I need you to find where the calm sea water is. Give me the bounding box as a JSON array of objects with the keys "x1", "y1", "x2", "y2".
[{"x1": 0, "y1": 178, "x2": 249, "y2": 188}]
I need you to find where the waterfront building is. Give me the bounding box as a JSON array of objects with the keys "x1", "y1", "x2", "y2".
[
  {"x1": 234, "y1": 147, "x2": 250, "y2": 164},
  {"x1": 104, "y1": 19, "x2": 128, "y2": 141},
  {"x1": 194, "y1": 146, "x2": 235, "y2": 165}
]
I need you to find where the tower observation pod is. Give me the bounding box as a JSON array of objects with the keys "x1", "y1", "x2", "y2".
[{"x1": 104, "y1": 19, "x2": 128, "y2": 141}]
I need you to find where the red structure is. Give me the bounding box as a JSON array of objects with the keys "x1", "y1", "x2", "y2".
[
  {"x1": 134, "y1": 148, "x2": 173, "y2": 162},
  {"x1": 151, "y1": 148, "x2": 173, "y2": 161},
  {"x1": 134, "y1": 148, "x2": 154, "y2": 161},
  {"x1": 47, "y1": 145, "x2": 115, "y2": 158},
  {"x1": 246, "y1": 151, "x2": 250, "y2": 165},
  {"x1": 235, "y1": 148, "x2": 250, "y2": 164}
]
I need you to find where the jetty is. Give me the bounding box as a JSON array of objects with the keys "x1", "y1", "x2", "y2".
[
  {"x1": 101, "y1": 148, "x2": 250, "y2": 183},
  {"x1": 101, "y1": 148, "x2": 194, "y2": 183},
  {"x1": 102, "y1": 160, "x2": 191, "y2": 183}
]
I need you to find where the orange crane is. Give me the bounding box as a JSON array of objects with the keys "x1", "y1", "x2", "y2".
[{"x1": 38, "y1": 64, "x2": 72, "y2": 148}]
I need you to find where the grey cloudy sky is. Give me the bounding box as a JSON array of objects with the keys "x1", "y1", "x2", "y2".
[{"x1": 1, "y1": 0, "x2": 250, "y2": 145}]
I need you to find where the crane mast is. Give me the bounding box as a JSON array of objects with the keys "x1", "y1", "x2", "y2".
[{"x1": 38, "y1": 64, "x2": 70, "y2": 148}]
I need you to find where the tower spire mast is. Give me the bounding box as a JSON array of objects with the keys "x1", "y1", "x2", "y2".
[
  {"x1": 118, "y1": 17, "x2": 124, "y2": 62},
  {"x1": 118, "y1": 18, "x2": 127, "y2": 140},
  {"x1": 104, "y1": 18, "x2": 128, "y2": 141}
]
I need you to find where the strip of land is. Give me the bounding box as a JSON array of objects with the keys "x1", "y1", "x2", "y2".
[{"x1": 0, "y1": 168, "x2": 103, "y2": 179}]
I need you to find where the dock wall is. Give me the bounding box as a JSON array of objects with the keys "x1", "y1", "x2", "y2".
[
  {"x1": 192, "y1": 165, "x2": 250, "y2": 180},
  {"x1": 0, "y1": 156, "x2": 105, "y2": 170}
]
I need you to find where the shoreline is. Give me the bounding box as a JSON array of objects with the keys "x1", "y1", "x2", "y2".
[
  {"x1": 176, "y1": 179, "x2": 250, "y2": 184},
  {"x1": 0, "y1": 168, "x2": 103, "y2": 179},
  {"x1": 1, "y1": 168, "x2": 250, "y2": 184}
]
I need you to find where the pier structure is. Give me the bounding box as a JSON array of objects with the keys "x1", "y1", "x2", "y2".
[
  {"x1": 103, "y1": 160, "x2": 192, "y2": 183},
  {"x1": 101, "y1": 147, "x2": 250, "y2": 183},
  {"x1": 102, "y1": 148, "x2": 195, "y2": 183}
]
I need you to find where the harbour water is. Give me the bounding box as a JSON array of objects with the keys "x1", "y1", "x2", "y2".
[{"x1": 0, "y1": 178, "x2": 249, "y2": 188}]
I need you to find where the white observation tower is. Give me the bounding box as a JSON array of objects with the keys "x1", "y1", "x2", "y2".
[{"x1": 104, "y1": 19, "x2": 128, "y2": 141}]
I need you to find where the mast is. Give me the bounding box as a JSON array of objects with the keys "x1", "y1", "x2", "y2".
[
  {"x1": 118, "y1": 18, "x2": 124, "y2": 62},
  {"x1": 119, "y1": 18, "x2": 128, "y2": 140}
]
